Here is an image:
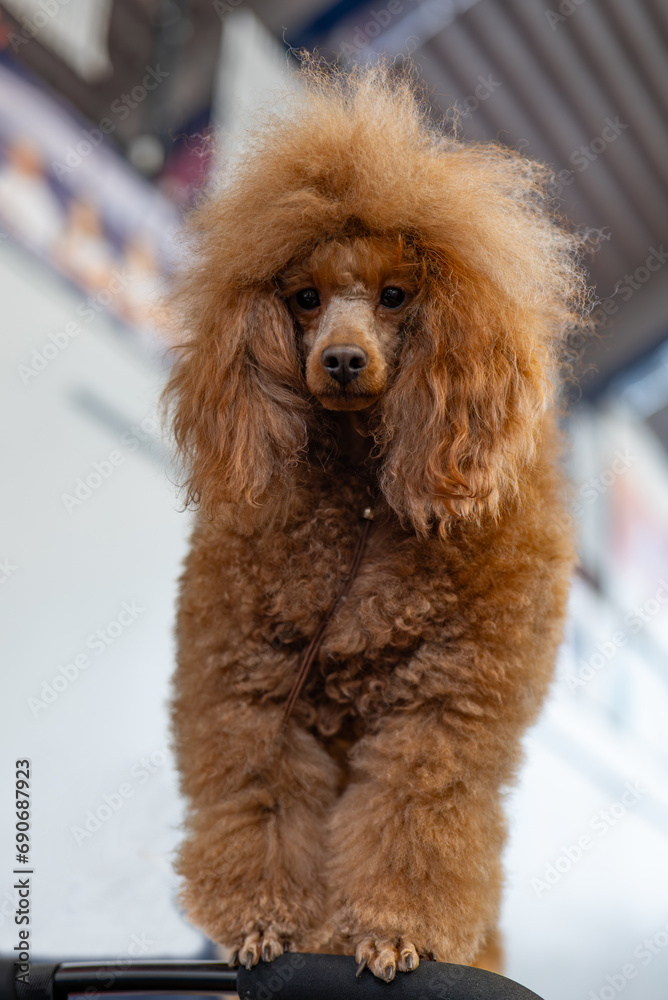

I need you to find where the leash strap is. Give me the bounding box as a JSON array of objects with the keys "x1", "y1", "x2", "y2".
[{"x1": 281, "y1": 506, "x2": 375, "y2": 728}]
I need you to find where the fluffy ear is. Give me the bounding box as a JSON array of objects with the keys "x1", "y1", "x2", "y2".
[
  {"x1": 163, "y1": 287, "x2": 309, "y2": 515},
  {"x1": 374, "y1": 264, "x2": 553, "y2": 537}
]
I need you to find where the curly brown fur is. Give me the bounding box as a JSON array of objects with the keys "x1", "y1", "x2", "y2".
[{"x1": 164, "y1": 62, "x2": 588, "y2": 980}]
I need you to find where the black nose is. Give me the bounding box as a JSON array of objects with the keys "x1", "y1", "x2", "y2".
[{"x1": 321, "y1": 345, "x2": 369, "y2": 385}]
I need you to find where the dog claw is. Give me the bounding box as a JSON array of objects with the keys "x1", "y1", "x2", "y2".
[
  {"x1": 236, "y1": 929, "x2": 289, "y2": 969},
  {"x1": 356, "y1": 938, "x2": 420, "y2": 979},
  {"x1": 228, "y1": 951, "x2": 238, "y2": 968}
]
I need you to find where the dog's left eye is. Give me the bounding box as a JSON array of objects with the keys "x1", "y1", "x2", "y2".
[
  {"x1": 380, "y1": 287, "x2": 405, "y2": 308},
  {"x1": 295, "y1": 288, "x2": 320, "y2": 310}
]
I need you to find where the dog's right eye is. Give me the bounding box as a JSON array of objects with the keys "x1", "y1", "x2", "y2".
[
  {"x1": 380, "y1": 287, "x2": 406, "y2": 308},
  {"x1": 295, "y1": 288, "x2": 320, "y2": 310}
]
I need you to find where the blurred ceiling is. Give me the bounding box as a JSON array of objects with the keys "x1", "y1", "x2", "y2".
[{"x1": 1, "y1": 0, "x2": 667, "y2": 395}]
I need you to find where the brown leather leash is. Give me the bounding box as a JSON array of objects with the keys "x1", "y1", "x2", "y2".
[{"x1": 281, "y1": 504, "x2": 376, "y2": 730}]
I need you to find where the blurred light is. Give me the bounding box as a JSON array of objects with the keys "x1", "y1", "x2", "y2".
[{"x1": 127, "y1": 134, "x2": 166, "y2": 177}]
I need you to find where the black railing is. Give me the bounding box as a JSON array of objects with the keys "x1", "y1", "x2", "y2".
[{"x1": 0, "y1": 956, "x2": 546, "y2": 999}]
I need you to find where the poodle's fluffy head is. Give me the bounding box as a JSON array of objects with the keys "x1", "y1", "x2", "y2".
[{"x1": 164, "y1": 62, "x2": 589, "y2": 537}]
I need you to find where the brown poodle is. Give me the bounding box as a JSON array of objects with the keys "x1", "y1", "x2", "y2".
[{"x1": 164, "y1": 64, "x2": 588, "y2": 982}]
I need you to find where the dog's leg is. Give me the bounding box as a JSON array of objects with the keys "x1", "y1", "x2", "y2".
[
  {"x1": 327, "y1": 708, "x2": 508, "y2": 981},
  {"x1": 173, "y1": 693, "x2": 340, "y2": 964},
  {"x1": 471, "y1": 927, "x2": 504, "y2": 974}
]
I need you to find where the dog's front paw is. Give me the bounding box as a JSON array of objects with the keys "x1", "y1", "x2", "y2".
[
  {"x1": 354, "y1": 936, "x2": 422, "y2": 982},
  {"x1": 229, "y1": 926, "x2": 296, "y2": 970}
]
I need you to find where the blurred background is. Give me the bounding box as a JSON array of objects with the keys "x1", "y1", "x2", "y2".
[{"x1": 1, "y1": 2, "x2": 667, "y2": 998}]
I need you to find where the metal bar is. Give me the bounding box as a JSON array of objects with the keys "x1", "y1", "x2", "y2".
[{"x1": 53, "y1": 962, "x2": 238, "y2": 998}]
